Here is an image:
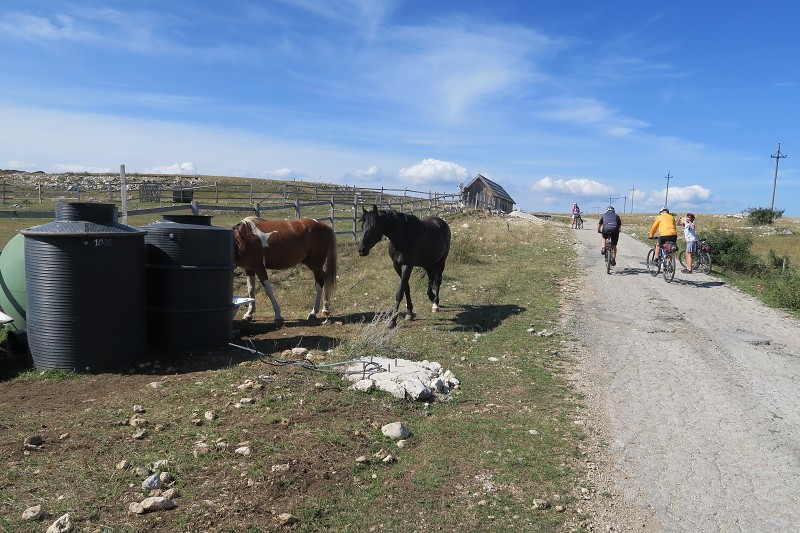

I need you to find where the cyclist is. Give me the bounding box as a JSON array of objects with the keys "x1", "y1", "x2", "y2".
[
  {"x1": 597, "y1": 206, "x2": 621, "y2": 266},
  {"x1": 571, "y1": 203, "x2": 582, "y2": 228},
  {"x1": 678, "y1": 212, "x2": 697, "y2": 274},
  {"x1": 648, "y1": 207, "x2": 677, "y2": 263}
]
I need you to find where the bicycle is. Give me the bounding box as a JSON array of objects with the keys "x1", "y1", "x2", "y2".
[
  {"x1": 603, "y1": 234, "x2": 613, "y2": 274},
  {"x1": 678, "y1": 239, "x2": 712, "y2": 274},
  {"x1": 646, "y1": 240, "x2": 677, "y2": 282},
  {"x1": 574, "y1": 214, "x2": 583, "y2": 230}
]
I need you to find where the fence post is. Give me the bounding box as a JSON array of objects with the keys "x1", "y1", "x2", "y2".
[
  {"x1": 2, "y1": 179, "x2": 5, "y2": 205},
  {"x1": 283, "y1": 183, "x2": 287, "y2": 204},
  {"x1": 38, "y1": 182, "x2": 42, "y2": 204},
  {"x1": 315, "y1": 186, "x2": 319, "y2": 202},
  {"x1": 254, "y1": 203, "x2": 261, "y2": 217},
  {"x1": 330, "y1": 197, "x2": 335, "y2": 229},
  {"x1": 352, "y1": 193, "x2": 358, "y2": 242},
  {"x1": 191, "y1": 200, "x2": 199, "y2": 215},
  {"x1": 294, "y1": 198, "x2": 301, "y2": 219},
  {"x1": 249, "y1": 182, "x2": 253, "y2": 205},
  {"x1": 120, "y1": 165, "x2": 128, "y2": 225},
  {"x1": 215, "y1": 181, "x2": 219, "y2": 204},
  {"x1": 107, "y1": 181, "x2": 113, "y2": 201}
]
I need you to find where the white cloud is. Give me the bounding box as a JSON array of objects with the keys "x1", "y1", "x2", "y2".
[
  {"x1": 531, "y1": 176, "x2": 614, "y2": 197},
  {"x1": 4, "y1": 160, "x2": 39, "y2": 170},
  {"x1": 398, "y1": 159, "x2": 468, "y2": 186},
  {"x1": 53, "y1": 163, "x2": 113, "y2": 173},
  {"x1": 144, "y1": 162, "x2": 198, "y2": 175},
  {"x1": 536, "y1": 97, "x2": 649, "y2": 133}
]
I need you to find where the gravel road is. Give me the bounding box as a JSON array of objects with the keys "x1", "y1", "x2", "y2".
[{"x1": 561, "y1": 223, "x2": 800, "y2": 532}]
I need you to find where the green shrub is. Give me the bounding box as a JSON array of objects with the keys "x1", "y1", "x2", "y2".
[
  {"x1": 745, "y1": 207, "x2": 784, "y2": 225},
  {"x1": 704, "y1": 229, "x2": 763, "y2": 273},
  {"x1": 448, "y1": 232, "x2": 478, "y2": 264}
]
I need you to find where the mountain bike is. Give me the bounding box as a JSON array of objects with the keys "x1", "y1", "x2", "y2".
[
  {"x1": 646, "y1": 240, "x2": 677, "y2": 282},
  {"x1": 603, "y1": 235, "x2": 613, "y2": 274},
  {"x1": 574, "y1": 214, "x2": 583, "y2": 230},
  {"x1": 678, "y1": 239, "x2": 712, "y2": 274}
]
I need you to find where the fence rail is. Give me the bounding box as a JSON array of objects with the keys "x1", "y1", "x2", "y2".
[{"x1": 0, "y1": 179, "x2": 463, "y2": 242}]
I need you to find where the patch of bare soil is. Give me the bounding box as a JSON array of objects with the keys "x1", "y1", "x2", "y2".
[{"x1": 0, "y1": 318, "x2": 423, "y2": 531}]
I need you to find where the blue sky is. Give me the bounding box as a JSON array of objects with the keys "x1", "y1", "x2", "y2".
[{"x1": 1, "y1": 1, "x2": 798, "y2": 216}]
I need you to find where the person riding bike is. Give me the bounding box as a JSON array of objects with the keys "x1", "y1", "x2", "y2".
[
  {"x1": 571, "y1": 203, "x2": 582, "y2": 229},
  {"x1": 649, "y1": 207, "x2": 678, "y2": 263},
  {"x1": 598, "y1": 206, "x2": 621, "y2": 266}
]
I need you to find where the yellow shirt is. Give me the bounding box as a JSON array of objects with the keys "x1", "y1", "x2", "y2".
[{"x1": 649, "y1": 213, "x2": 677, "y2": 238}]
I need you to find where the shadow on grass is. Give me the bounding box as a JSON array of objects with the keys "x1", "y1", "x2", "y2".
[{"x1": 446, "y1": 304, "x2": 526, "y2": 333}]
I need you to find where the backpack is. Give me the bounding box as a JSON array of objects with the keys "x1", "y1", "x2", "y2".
[{"x1": 663, "y1": 241, "x2": 678, "y2": 254}]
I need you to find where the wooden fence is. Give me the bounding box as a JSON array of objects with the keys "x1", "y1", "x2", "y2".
[{"x1": 0, "y1": 179, "x2": 463, "y2": 242}]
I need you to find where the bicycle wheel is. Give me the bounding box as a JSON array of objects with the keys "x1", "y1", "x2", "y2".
[
  {"x1": 577, "y1": 217, "x2": 583, "y2": 230},
  {"x1": 606, "y1": 246, "x2": 612, "y2": 274},
  {"x1": 698, "y1": 252, "x2": 712, "y2": 274},
  {"x1": 678, "y1": 250, "x2": 687, "y2": 268},
  {"x1": 646, "y1": 249, "x2": 660, "y2": 276},
  {"x1": 663, "y1": 254, "x2": 676, "y2": 282}
]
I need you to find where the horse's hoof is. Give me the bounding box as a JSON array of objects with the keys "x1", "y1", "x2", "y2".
[
  {"x1": 307, "y1": 312, "x2": 316, "y2": 320},
  {"x1": 404, "y1": 312, "x2": 415, "y2": 321},
  {"x1": 431, "y1": 304, "x2": 440, "y2": 313},
  {"x1": 319, "y1": 310, "x2": 330, "y2": 318},
  {"x1": 242, "y1": 315, "x2": 254, "y2": 323},
  {"x1": 388, "y1": 320, "x2": 397, "y2": 329},
  {"x1": 273, "y1": 318, "x2": 285, "y2": 326}
]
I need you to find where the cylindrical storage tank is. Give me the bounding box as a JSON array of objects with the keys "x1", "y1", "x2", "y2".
[
  {"x1": 140, "y1": 214, "x2": 234, "y2": 352},
  {"x1": 21, "y1": 203, "x2": 147, "y2": 372},
  {"x1": 0, "y1": 232, "x2": 27, "y2": 329}
]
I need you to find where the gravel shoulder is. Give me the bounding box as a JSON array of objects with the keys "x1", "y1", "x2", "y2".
[{"x1": 560, "y1": 223, "x2": 800, "y2": 532}]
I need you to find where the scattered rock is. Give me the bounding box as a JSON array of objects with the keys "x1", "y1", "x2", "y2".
[
  {"x1": 532, "y1": 499, "x2": 550, "y2": 510},
  {"x1": 116, "y1": 459, "x2": 130, "y2": 470},
  {"x1": 204, "y1": 410, "x2": 216, "y2": 421},
  {"x1": 23, "y1": 435, "x2": 44, "y2": 451},
  {"x1": 131, "y1": 429, "x2": 147, "y2": 440},
  {"x1": 277, "y1": 512, "x2": 297, "y2": 526},
  {"x1": 240, "y1": 397, "x2": 256, "y2": 405},
  {"x1": 381, "y1": 422, "x2": 411, "y2": 440},
  {"x1": 45, "y1": 513, "x2": 72, "y2": 533},
  {"x1": 159, "y1": 472, "x2": 174, "y2": 485},
  {"x1": 382, "y1": 454, "x2": 396, "y2": 463},
  {"x1": 132, "y1": 405, "x2": 146, "y2": 413},
  {"x1": 142, "y1": 473, "x2": 161, "y2": 491},
  {"x1": 141, "y1": 496, "x2": 177, "y2": 512},
  {"x1": 162, "y1": 488, "x2": 180, "y2": 499},
  {"x1": 271, "y1": 463, "x2": 291, "y2": 473},
  {"x1": 22, "y1": 504, "x2": 44, "y2": 521},
  {"x1": 128, "y1": 502, "x2": 145, "y2": 515},
  {"x1": 147, "y1": 381, "x2": 164, "y2": 390},
  {"x1": 58, "y1": 433, "x2": 70, "y2": 441},
  {"x1": 235, "y1": 446, "x2": 252, "y2": 456},
  {"x1": 134, "y1": 466, "x2": 152, "y2": 477}
]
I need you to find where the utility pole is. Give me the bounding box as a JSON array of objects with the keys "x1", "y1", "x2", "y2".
[
  {"x1": 770, "y1": 143, "x2": 787, "y2": 214},
  {"x1": 622, "y1": 196, "x2": 628, "y2": 214},
  {"x1": 664, "y1": 171, "x2": 672, "y2": 209},
  {"x1": 630, "y1": 186, "x2": 636, "y2": 213}
]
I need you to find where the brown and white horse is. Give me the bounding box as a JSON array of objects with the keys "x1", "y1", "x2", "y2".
[{"x1": 232, "y1": 216, "x2": 337, "y2": 323}]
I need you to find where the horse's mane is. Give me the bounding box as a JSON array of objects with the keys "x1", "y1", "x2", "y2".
[{"x1": 378, "y1": 209, "x2": 420, "y2": 225}]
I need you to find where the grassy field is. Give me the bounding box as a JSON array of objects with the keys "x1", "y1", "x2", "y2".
[{"x1": 0, "y1": 209, "x2": 594, "y2": 532}]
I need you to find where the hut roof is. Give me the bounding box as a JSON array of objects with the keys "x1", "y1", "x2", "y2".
[{"x1": 465, "y1": 174, "x2": 515, "y2": 203}]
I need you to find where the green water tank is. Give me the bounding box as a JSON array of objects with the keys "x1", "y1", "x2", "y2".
[{"x1": 0, "y1": 232, "x2": 26, "y2": 329}]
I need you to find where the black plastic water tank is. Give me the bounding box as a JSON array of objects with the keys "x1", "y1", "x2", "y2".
[
  {"x1": 141, "y1": 214, "x2": 234, "y2": 352},
  {"x1": 21, "y1": 203, "x2": 147, "y2": 372}
]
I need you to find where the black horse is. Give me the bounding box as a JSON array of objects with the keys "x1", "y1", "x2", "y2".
[{"x1": 358, "y1": 205, "x2": 451, "y2": 327}]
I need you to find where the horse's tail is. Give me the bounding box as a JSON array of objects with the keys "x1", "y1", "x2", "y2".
[{"x1": 323, "y1": 229, "x2": 337, "y2": 294}]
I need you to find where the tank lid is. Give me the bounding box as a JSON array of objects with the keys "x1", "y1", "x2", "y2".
[{"x1": 21, "y1": 202, "x2": 145, "y2": 236}]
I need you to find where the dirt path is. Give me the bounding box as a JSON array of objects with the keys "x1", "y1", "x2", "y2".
[{"x1": 559, "y1": 223, "x2": 800, "y2": 532}]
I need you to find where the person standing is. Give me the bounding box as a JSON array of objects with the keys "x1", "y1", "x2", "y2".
[
  {"x1": 678, "y1": 213, "x2": 697, "y2": 273},
  {"x1": 571, "y1": 203, "x2": 581, "y2": 228}
]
